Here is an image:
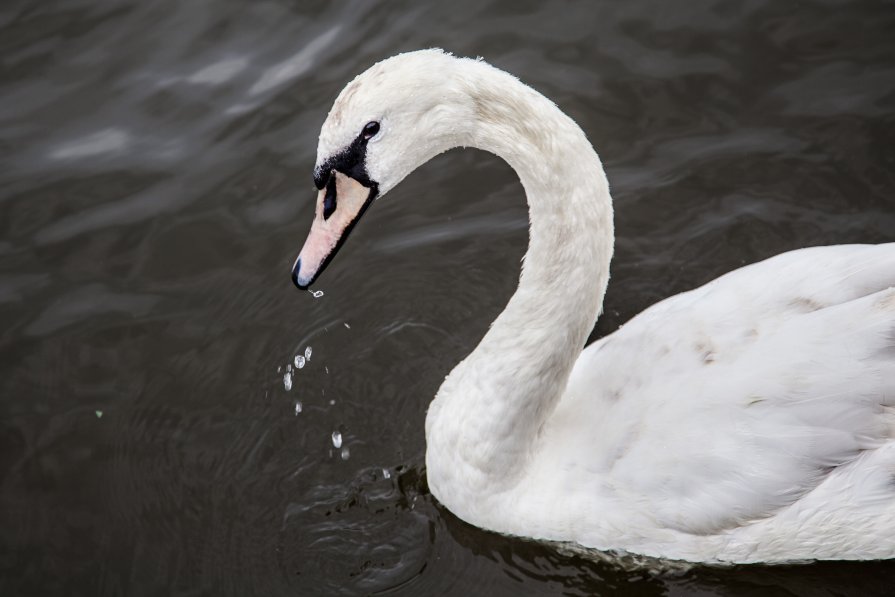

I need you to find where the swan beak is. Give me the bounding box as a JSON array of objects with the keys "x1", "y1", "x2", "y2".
[{"x1": 291, "y1": 171, "x2": 377, "y2": 289}]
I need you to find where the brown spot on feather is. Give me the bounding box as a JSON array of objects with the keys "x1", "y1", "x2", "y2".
[
  {"x1": 695, "y1": 339, "x2": 716, "y2": 364},
  {"x1": 875, "y1": 289, "x2": 895, "y2": 311},
  {"x1": 788, "y1": 297, "x2": 824, "y2": 312}
]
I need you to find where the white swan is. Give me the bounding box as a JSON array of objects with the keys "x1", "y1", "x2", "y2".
[{"x1": 291, "y1": 49, "x2": 895, "y2": 564}]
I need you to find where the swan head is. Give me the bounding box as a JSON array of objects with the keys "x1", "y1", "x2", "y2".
[{"x1": 291, "y1": 49, "x2": 478, "y2": 288}]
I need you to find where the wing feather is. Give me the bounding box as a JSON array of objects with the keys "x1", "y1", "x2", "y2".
[{"x1": 556, "y1": 244, "x2": 895, "y2": 535}]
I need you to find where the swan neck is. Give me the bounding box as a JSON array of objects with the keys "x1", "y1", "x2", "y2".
[{"x1": 426, "y1": 63, "x2": 614, "y2": 505}]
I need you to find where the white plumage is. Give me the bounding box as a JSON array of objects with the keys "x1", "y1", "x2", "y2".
[{"x1": 301, "y1": 49, "x2": 895, "y2": 563}]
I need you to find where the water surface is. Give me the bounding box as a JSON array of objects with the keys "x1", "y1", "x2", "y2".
[{"x1": 2, "y1": 0, "x2": 895, "y2": 595}]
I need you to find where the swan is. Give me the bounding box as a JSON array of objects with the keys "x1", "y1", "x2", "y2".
[{"x1": 290, "y1": 49, "x2": 895, "y2": 564}]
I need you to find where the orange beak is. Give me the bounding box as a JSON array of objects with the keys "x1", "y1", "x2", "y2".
[{"x1": 291, "y1": 171, "x2": 377, "y2": 289}]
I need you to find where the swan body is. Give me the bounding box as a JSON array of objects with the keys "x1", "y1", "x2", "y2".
[{"x1": 291, "y1": 49, "x2": 895, "y2": 563}]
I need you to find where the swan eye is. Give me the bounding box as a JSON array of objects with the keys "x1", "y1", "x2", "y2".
[{"x1": 362, "y1": 121, "x2": 380, "y2": 140}]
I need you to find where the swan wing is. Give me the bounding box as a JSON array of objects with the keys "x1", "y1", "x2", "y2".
[{"x1": 554, "y1": 243, "x2": 895, "y2": 536}]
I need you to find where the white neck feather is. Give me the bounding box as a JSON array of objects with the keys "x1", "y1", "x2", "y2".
[{"x1": 425, "y1": 61, "x2": 614, "y2": 520}]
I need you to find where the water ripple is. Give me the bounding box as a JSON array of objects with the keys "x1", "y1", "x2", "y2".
[{"x1": 2, "y1": 0, "x2": 895, "y2": 595}]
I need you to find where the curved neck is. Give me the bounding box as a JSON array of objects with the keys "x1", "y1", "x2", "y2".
[{"x1": 426, "y1": 62, "x2": 614, "y2": 507}]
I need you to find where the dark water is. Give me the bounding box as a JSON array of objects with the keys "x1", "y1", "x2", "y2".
[{"x1": 2, "y1": 0, "x2": 895, "y2": 594}]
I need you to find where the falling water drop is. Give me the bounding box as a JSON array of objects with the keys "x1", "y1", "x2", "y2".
[
  {"x1": 283, "y1": 371, "x2": 293, "y2": 391},
  {"x1": 308, "y1": 289, "x2": 324, "y2": 298},
  {"x1": 294, "y1": 355, "x2": 305, "y2": 369},
  {"x1": 294, "y1": 401, "x2": 302, "y2": 415},
  {"x1": 331, "y1": 430, "x2": 342, "y2": 448},
  {"x1": 340, "y1": 446, "x2": 350, "y2": 460},
  {"x1": 304, "y1": 346, "x2": 312, "y2": 360}
]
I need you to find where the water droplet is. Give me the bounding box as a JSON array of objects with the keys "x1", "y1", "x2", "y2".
[
  {"x1": 329, "y1": 399, "x2": 335, "y2": 406},
  {"x1": 283, "y1": 371, "x2": 293, "y2": 391},
  {"x1": 294, "y1": 401, "x2": 302, "y2": 415},
  {"x1": 324, "y1": 366, "x2": 329, "y2": 375},
  {"x1": 304, "y1": 346, "x2": 312, "y2": 360},
  {"x1": 287, "y1": 363, "x2": 292, "y2": 372},
  {"x1": 309, "y1": 289, "x2": 324, "y2": 298},
  {"x1": 294, "y1": 355, "x2": 305, "y2": 369},
  {"x1": 95, "y1": 410, "x2": 103, "y2": 419},
  {"x1": 340, "y1": 446, "x2": 350, "y2": 460},
  {"x1": 331, "y1": 430, "x2": 342, "y2": 448},
  {"x1": 382, "y1": 468, "x2": 391, "y2": 479},
  {"x1": 344, "y1": 322, "x2": 351, "y2": 329}
]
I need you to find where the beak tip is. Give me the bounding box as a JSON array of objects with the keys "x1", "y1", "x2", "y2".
[{"x1": 292, "y1": 259, "x2": 310, "y2": 290}]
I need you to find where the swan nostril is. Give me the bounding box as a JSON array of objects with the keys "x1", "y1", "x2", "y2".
[{"x1": 322, "y1": 173, "x2": 337, "y2": 220}]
